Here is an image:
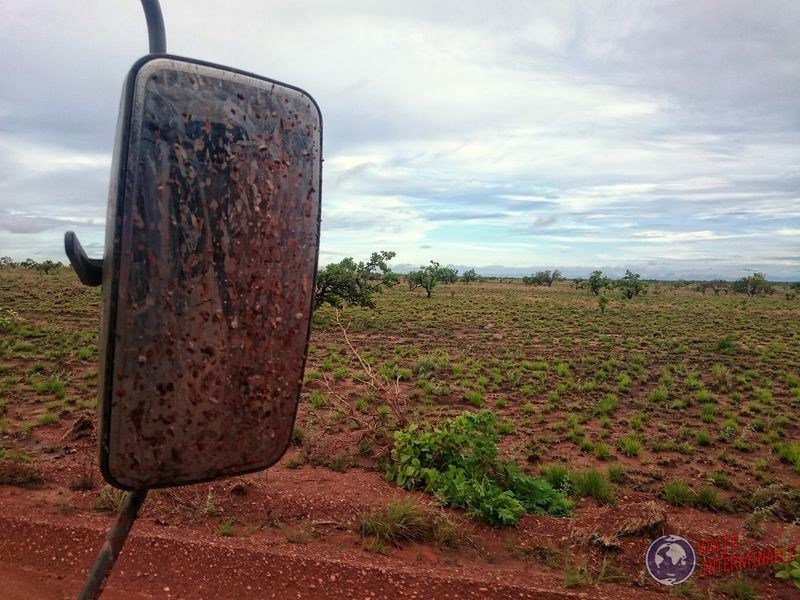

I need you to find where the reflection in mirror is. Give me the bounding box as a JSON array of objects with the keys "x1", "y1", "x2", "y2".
[{"x1": 100, "y1": 57, "x2": 321, "y2": 489}]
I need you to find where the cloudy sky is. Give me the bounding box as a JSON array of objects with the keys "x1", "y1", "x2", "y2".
[{"x1": 1, "y1": 1, "x2": 798, "y2": 279}]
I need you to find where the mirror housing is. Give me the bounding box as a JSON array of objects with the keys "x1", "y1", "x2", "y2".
[{"x1": 97, "y1": 55, "x2": 321, "y2": 489}]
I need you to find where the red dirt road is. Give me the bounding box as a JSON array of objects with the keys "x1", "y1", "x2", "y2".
[
  {"x1": 0, "y1": 512, "x2": 655, "y2": 600},
  {"x1": 0, "y1": 455, "x2": 796, "y2": 599}
]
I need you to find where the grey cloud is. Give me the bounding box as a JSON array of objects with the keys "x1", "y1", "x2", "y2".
[
  {"x1": 534, "y1": 215, "x2": 558, "y2": 227},
  {"x1": 0, "y1": 210, "x2": 105, "y2": 235},
  {"x1": 0, "y1": 215, "x2": 61, "y2": 234},
  {"x1": 425, "y1": 210, "x2": 510, "y2": 222}
]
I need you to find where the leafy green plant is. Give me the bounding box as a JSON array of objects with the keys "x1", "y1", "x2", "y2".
[
  {"x1": 774, "y1": 557, "x2": 800, "y2": 590},
  {"x1": 386, "y1": 411, "x2": 572, "y2": 526}
]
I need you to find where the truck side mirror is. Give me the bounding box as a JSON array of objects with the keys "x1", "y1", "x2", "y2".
[{"x1": 92, "y1": 55, "x2": 321, "y2": 489}]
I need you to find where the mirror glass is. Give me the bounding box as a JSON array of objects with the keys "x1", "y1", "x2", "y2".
[{"x1": 99, "y1": 56, "x2": 321, "y2": 489}]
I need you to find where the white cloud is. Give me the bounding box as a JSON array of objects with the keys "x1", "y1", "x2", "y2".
[{"x1": 0, "y1": 1, "x2": 797, "y2": 278}]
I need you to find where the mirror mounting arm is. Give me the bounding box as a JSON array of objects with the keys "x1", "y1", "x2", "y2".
[
  {"x1": 64, "y1": 2, "x2": 166, "y2": 289},
  {"x1": 64, "y1": 231, "x2": 103, "y2": 286},
  {"x1": 141, "y1": 0, "x2": 167, "y2": 54}
]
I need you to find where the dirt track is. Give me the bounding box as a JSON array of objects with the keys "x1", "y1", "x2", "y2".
[{"x1": 0, "y1": 512, "x2": 653, "y2": 600}]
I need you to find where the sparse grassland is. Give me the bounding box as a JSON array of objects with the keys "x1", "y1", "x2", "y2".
[
  {"x1": 304, "y1": 276, "x2": 800, "y2": 520},
  {"x1": 1, "y1": 267, "x2": 800, "y2": 596}
]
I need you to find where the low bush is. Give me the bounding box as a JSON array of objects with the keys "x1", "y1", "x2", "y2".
[
  {"x1": 663, "y1": 479, "x2": 694, "y2": 506},
  {"x1": 386, "y1": 411, "x2": 572, "y2": 526}
]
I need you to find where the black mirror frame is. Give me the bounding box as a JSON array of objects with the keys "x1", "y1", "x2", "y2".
[{"x1": 98, "y1": 54, "x2": 322, "y2": 489}]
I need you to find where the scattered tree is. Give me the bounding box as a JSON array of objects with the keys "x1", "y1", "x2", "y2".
[
  {"x1": 732, "y1": 273, "x2": 774, "y2": 297},
  {"x1": 30, "y1": 260, "x2": 63, "y2": 274},
  {"x1": 588, "y1": 270, "x2": 609, "y2": 295},
  {"x1": 522, "y1": 270, "x2": 560, "y2": 287},
  {"x1": 408, "y1": 261, "x2": 458, "y2": 298},
  {"x1": 707, "y1": 279, "x2": 729, "y2": 296},
  {"x1": 461, "y1": 268, "x2": 480, "y2": 284},
  {"x1": 314, "y1": 251, "x2": 398, "y2": 309},
  {"x1": 438, "y1": 265, "x2": 459, "y2": 284},
  {"x1": 617, "y1": 270, "x2": 647, "y2": 299}
]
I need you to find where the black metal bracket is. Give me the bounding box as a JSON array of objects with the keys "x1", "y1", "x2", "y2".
[
  {"x1": 77, "y1": 489, "x2": 149, "y2": 600},
  {"x1": 64, "y1": 231, "x2": 103, "y2": 287},
  {"x1": 141, "y1": 0, "x2": 167, "y2": 53}
]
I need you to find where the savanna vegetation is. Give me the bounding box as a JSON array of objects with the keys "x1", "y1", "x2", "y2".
[{"x1": 2, "y1": 258, "x2": 799, "y2": 595}]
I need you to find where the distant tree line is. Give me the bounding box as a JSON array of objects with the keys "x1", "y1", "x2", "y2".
[
  {"x1": 0, "y1": 257, "x2": 65, "y2": 274},
  {"x1": 529, "y1": 267, "x2": 792, "y2": 301},
  {"x1": 314, "y1": 252, "x2": 482, "y2": 308},
  {"x1": 522, "y1": 270, "x2": 561, "y2": 287}
]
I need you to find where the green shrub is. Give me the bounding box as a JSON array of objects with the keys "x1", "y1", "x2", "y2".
[
  {"x1": 707, "y1": 471, "x2": 731, "y2": 489},
  {"x1": 308, "y1": 390, "x2": 327, "y2": 408},
  {"x1": 617, "y1": 372, "x2": 631, "y2": 393},
  {"x1": 497, "y1": 420, "x2": 515, "y2": 435},
  {"x1": 463, "y1": 389, "x2": 485, "y2": 407},
  {"x1": 618, "y1": 434, "x2": 642, "y2": 457},
  {"x1": 0, "y1": 308, "x2": 22, "y2": 334},
  {"x1": 773, "y1": 442, "x2": 800, "y2": 472},
  {"x1": 650, "y1": 387, "x2": 669, "y2": 403},
  {"x1": 716, "y1": 336, "x2": 738, "y2": 355},
  {"x1": 359, "y1": 501, "x2": 435, "y2": 546},
  {"x1": 595, "y1": 394, "x2": 618, "y2": 415},
  {"x1": 540, "y1": 463, "x2": 572, "y2": 492},
  {"x1": 37, "y1": 411, "x2": 59, "y2": 426},
  {"x1": 663, "y1": 480, "x2": 694, "y2": 506},
  {"x1": 774, "y1": 556, "x2": 800, "y2": 590},
  {"x1": 607, "y1": 464, "x2": 626, "y2": 484},
  {"x1": 695, "y1": 429, "x2": 712, "y2": 446},
  {"x1": 700, "y1": 404, "x2": 717, "y2": 423},
  {"x1": 593, "y1": 441, "x2": 611, "y2": 460},
  {"x1": 571, "y1": 469, "x2": 616, "y2": 505},
  {"x1": 386, "y1": 411, "x2": 571, "y2": 526},
  {"x1": 695, "y1": 389, "x2": 715, "y2": 403},
  {"x1": 695, "y1": 486, "x2": 726, "y2": 512}
]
